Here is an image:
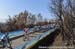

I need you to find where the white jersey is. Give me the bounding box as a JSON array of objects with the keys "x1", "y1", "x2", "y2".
[{"x1": 1, "y1": 34, "x2": 6, "y2": 39}]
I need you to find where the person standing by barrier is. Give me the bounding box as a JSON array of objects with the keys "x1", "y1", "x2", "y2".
[
  {"x1": 1, "y1": 34, "x2": 7, "y2": 48},
  {"x1": 23, "y1": 26, "x2": 29, "y2": 41},
  {"x1": 1, "y1": 32, "x2": 13, "y2": 49},
  {"x1": 0, "y1": 29, "x2": 6, "y2": 48},
  {"x1": 5, "y1": 32, "x2": 13, "y2": 49}
]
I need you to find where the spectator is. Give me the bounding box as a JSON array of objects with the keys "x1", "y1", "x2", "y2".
[
  {"x1": 5, "y1": 32, "x2": 13, "y2": 49},
  {"x1": 1, "y1": 33, "x2": 7, "y2": 48}
]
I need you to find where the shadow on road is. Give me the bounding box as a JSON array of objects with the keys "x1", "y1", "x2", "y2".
[{"x1": 30, "y1": 29, "x2": 60, "y2": 49}]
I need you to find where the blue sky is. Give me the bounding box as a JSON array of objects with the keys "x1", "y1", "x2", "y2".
[{"x1": 0, "y1": 0, "x2": 54, "y2": 23}]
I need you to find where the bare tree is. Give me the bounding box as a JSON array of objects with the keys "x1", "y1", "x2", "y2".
[
  {"x1": 50, "y1": 0, "x2": 75, "y2": 46},
  {"x1": 64, "y1": 0, "x2": 75, "y2": 46},
  {"x1": 49, "y1": 0, "x2": 64, "y2": 40},
  {"x1": 37, "y1": 13, "x2": 43, "y2": 22}
]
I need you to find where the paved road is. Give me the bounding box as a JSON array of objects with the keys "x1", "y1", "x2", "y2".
[
  {"x1": 3, "y1": 31, "x2": 44, "y2": 49},
  {"x1": 1, "y1": 28, "x2": 53, "y2": 49}
]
